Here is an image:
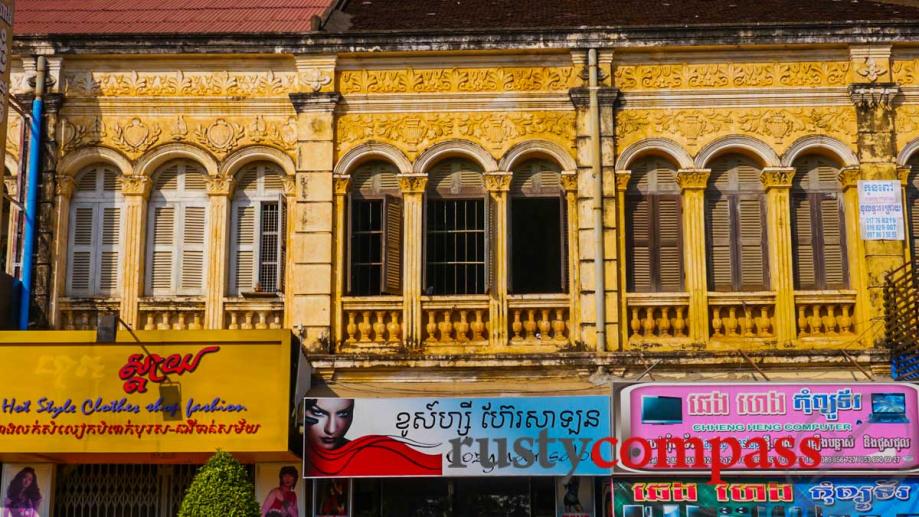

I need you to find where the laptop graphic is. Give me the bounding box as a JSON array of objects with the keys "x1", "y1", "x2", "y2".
[{"x1": 868, "y1": 393, "x2": 910, "y2": 424}]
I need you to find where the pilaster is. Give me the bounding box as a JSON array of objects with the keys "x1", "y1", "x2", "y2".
[
  {"x1": 331, "y1": 174, "x2": 350, "y2": 348},
  {"x1": 839, "y1": 166, "x2": 872, "y2": 340},
  {"x1": 761, "y1": 167, "x2": 797, "y2": 345},
  {"x1": 48, "y1": 175, "x2": 74, "y2": 328},
  {"x1": 119, "y1": 175, "x2": 152, "y2": 328},
  {"x1": 561, "y1": 170, "x2": 581, "y2": 344},
  {"x1": 615, "y1": 170, "x2": 630, "y2": 348},
  {"x1": 484, "y1": 171, "x2": 512, "y2": 347},
  {"x1": 398, "y1": 173, "x2": 427, "y2": 349},
  {"x1": 676, "y1": 169, "x2": 711, "y2": 343},
  {"x1": 32, "y1": 92, "x2": 63, "y2": 328},
  {"x1": 3, "y1": 175, "x2": 18, "y2": 275},
  {"x1": 204, "y1": 174, "x2": 233, "y2": 329}
]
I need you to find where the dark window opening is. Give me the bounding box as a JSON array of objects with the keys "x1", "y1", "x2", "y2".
[
  {"x1": 350, "y1": 199, "x2": 383, "y2": 296},
  {"x1": 510, "y1": 197, "x2": 564, "y2": 294},
  {"x1": 425, "y1": 198, "x2": 486, "y2": 295}
]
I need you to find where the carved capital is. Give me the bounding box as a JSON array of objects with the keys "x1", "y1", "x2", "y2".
[
  {"x1": 397, "y1": 173, "x2": 427, "y2": 194},
  {"x1": 333, "y1": 175, "x2": 351, "y2": 196},
  {"x1": 676, "y1": 168, "x2": 711, "y2": 190},
  {"x1": 848, "y1": 83, "x2": 899, "y2": 112},
  {"x1": 897, "y1": 166, "x2": 911, "y2": 187},
  {"x1": 121, "y1": 175, "x2": 152, "y2": 197},
  {"x1": 206, "y1": 174, "x2": 234, "y2": 196},
  {"x1": 3, "y1": 176, "x2": 19, "y2": 198},
  {"x1": 838, "y1": 166, "x2": 861, "y2": 188},
  {"x1": 289, "y1": 92, "x2": 341, "y2": 114},
  {"x1": 568, "y1": 87, "x2": 619, "y2": 109},
  {"x1": 615, "y1": 170, "x2": 631, "y2": 191},
  {"x1": 760, "y1": 167, "x2": 796, "y2": 189},
  {"x1": 483, "y1": 171, "x2": 513, "y2": 192},
  {"x1": 560, "y1": 170, "x2": 578, "y2": 193},
  {"x1": 55, "y1": 175, "x2": 76, "y2": 198},
  {"x1": 282, "y1": 175, "x2": 297, "y2": 197},
  {"x1": 43, "y1": 93, "x2": 65, "y2": 114}
]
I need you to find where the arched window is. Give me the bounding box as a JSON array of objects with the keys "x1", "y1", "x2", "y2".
[
  {"x1": 145, "y1": 159, "x2": 208, "y2": 296},
  {"x1": 348, "y1": 160, "x2": 402, "y2": 296},
  {"x1": 425, "y1": 158, "x2": 487, "y2": 295},
  {"x1": 706, "y1": 153, "x2": 768, "y2": 291},
  {"x1": 230, "y1": 162, "x2": 286, "y2": 295},
  {"x1": 625, "y1": 156, "x2": 682, "y2": 292},
  {"x1": 509, "y1": 158, "x2": 566, "y2": 294},
  {"x1": 907, "y1": 154, "x2": 919, "y2": 260},
  {"x1": 67, "y1": 164, "x2": 123, "y2": 297},
  {"x1": 791, "y1": 155, "x2": 847, "y2": 290}
]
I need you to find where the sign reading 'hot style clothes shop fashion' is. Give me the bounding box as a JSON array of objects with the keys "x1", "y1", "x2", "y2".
[
  {"x1": 303, "y1": 396, "x2": 612, "y2": 478},
  {"x1": 0, "y1": 330, "x2": 293, "y2": 458},
  {"x1": 615, "y1": 382, "x2": 919, "y2": 473},
  {"x1": 612, "y1": 478, "x2": 919, "y2": 517}
]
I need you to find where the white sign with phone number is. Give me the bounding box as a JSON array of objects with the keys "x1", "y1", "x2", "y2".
[{"x1": 858, "y1": 180, "x2": 905, "y2": 240}]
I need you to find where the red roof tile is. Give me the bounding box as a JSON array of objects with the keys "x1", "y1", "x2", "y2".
[{"x1": 14, "y1": 0, "x2": 334, "y2": 35}]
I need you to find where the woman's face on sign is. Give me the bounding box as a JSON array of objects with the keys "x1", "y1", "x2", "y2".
[{"x1": 307, "y1": 399, "x2": 354, "y2": 450}]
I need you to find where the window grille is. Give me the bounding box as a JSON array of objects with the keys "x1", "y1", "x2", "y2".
[{"x1": 425, "y1": 198, "x2": 487, "y2": 295}]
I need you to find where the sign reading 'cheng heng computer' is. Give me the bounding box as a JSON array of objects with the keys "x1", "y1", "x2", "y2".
[{"x1": 614, "y1": 383, "x2": 919, "y2": 473}]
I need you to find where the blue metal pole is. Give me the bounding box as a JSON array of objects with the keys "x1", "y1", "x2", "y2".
[{"x1": 18, "y1": 58, "x2": 45, "y2": 330}]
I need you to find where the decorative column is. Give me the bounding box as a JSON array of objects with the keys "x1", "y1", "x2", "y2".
[
  {"x1": 204, "y1": 174, "x2": 233, "y2": 329},
  {"x1": 839, "y1": 166, "x2": 871, "y2": 336},
  {"x1": 119, "y1": 175, "x2": 152, "y2": 328},
  {"x1": 761, "y1": 167, "x2": 797, "y2": 345},
  {"x1": 561, "y1": 170, "x2": 581, "y2": 344},
  {"x1": 614, "y1": 171, "x2": 631, "y2": 347},
  {"x1": 676, "y1": 169, "x2": 711, "y2": 343},
  {"x1": 398, "y1": 174, "x2": 427, "y2": 349},
  {"x1": 288, "y1": 87, "x2": 340, "y2": 349},
  {"x1": 484, "y1": 171, "x2": 512, "y2": 348},
  {"x1": 48, "y1": 175, "x2": 74, "y2": 328},
  {"x1": 898, "y1": 165, "x2": 912, "y2": 263},
  {"x1": 331, "y1": 175, "x2": 350, "y2": 348},
  {"x1": 3, "y1": 175, "x2": 19, "y2": 275}
]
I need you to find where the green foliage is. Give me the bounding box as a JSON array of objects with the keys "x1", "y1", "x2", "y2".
[{"x1": 178, "y1": 450, "x2": 260, "y2": 517}]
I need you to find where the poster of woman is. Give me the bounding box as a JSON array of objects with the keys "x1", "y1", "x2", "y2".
[
  {"x1": 255, "y1": 463, "x2": 306, "y2": 517},
  {"x1": 0, "y1": 464, "x2": 52, "y2": 517},
  {"x1": 313, "y1": 479, "x2": 349, "y2": 517}
]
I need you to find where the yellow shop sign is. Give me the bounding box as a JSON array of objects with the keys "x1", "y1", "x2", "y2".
[{"x1": 0, "y1": 329, "x2": 293, "y2": 459}]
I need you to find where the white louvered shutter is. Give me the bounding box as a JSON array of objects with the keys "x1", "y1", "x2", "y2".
[
  {"x1": 68, "y1": 205, "x2": 95, "y2": 295},
  {"x1": 150, "y1": 206, "x2": 176, "y2": 294},
  {"x1": 233, "y1": 204, "x2": 256, "y2": 294},
  {"x1": 179, "y1": 206, "x2": 206, "y2": 294},
  {"x1": 98, "y1": 207, "x2": 121, "y2": 294}
]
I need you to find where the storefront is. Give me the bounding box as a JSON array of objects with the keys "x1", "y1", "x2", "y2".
[{"x1": 0, "y1": 329, "x2": 301, "y2": 516}]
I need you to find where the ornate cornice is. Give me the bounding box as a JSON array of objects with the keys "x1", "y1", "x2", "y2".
[
  {"x1": 333, "y1": 174, "x2": 352, "y2": 196},
  {"x1": 760, "y1": 167, "x2": 796, "y2": 189},
  {"x1": 838, "y1": 166, "x2": 861, "y2": 188},
  {"x1": 289, "y1": 92, "x2": 341, "y2": 114},
  {"x1": 675, "y1": 168, "x2": 711, "y2": 190},
  {"x1": 121, "y1": 175, "x2": 152, "y2": 197},
  {"x1": 483, "y1": 171, "x2": 513, "y2": 192},
  {"x1": 568, "y1": 87, "x2": 619, "y2": 109},
  {"x1": 848, "y1": 83, "x2": 899, "y2": 112},
  {"x1": 397, "y1": 173, "x2": 427, "y2": 194}
]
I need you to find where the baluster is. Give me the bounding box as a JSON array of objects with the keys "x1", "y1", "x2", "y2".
[
  {"x1": 455, "y1": 310, "x2": 470, "y2": 342},
  {"x1": 552, "y1": 309, "x2": 567, "y2": 342},
  {"x1": 228, "y1": 311, "x2": 240, "y2": 330},
  {"x1": 725, "y1": 307, "x2": 738, "y2": 337},
  {"x1": 838, "y1": 305, "x2": 853, "y2": 334},
  {"x1": 256, "y1": 310, "x2": 269, "y2": 330},
  {"x1": 823, "y1": 305, "x2": 837, "y2": 335},
  {"x1": 358, "y1": 311, "x2": 373, "y2": 342},
  {"x1": 438, "y1": 310, "x2": 454, "y2": 342},
  {"x1": 189, "y1": 313, "x2": 203, "y2": 330},
  {"x1": 808, "y1": 305, "x2": 822, "y2": 336},
  {"x1": 524, "y1": 309, "x2": 537, "y2": 340},
  {"x1": 242, "y1": 311, "x2": 254, "y2": 330},
  {"x1": 373, "y1": 311, "x2": 387, "y2": 343},
  {"x1": 756, "y1": 307, "x2": 771, "y2": 337},
  {"x1": 78, "y1": 312, "x2": 90, "y2": 330},
  {"x1": 174, "y1": 312, "x2": 187, "y2": 330},
  {"x1": 659, "y1": 307, "x2": 672, "y2": 337},
  {"x1": 630, "y1": 308, "x2": 641, "y2": 337},
  {"x1": 346, "y1": 311, "x2": 358, "y2": 343},
  {"x1": 673, "y1": 307, "x2": 686, "y2": 337},
  {"x1": 537, "y1": 309, "x2": 551, "y2": 340},
  {"x1": 387, "y1": 311, "x2": 401, "y2": 342},
  {"x1": 642, "y1": 308, "x2": 656, "y2": 337},
  {"x1": 271, "y1": 312, "x2": 282, "y2": 329},
  {"x1": 511, "y1": 310, "x2": 523, "y2": 341},
  {"x1": 471, "y1": 310, "x2": 486, "y2": 341},
  {"x1": 742, "y1": 306, "x2": 754, "y2": 337},
  {"x1": 158, "y1": 311, "x2": 171, "y2": 330},
  {"x1": 797, "y1": 306, "x2": 808, "y2": 336},
  {"x1": 711, "y1": 307, "x2": 723, "y2": 337},
  {"x1": 63, "y1": 311, "x2": 75, "y2": 330},
  {"x1": 144, "y1": 312, "x2": 156, "y2": 331},
  {"x1": 425, "y1": 311, "x2": 438, "y2": 342}
]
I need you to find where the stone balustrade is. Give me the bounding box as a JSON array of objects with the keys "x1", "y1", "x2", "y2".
[
  {"x1": 341, "y1": 296, "x2": 404, "y2": 349},
  {"x1": 139, "y1": 299, "x2": 205, "y2": 330},
  {"x1": 224, "y1": 298, "x2": 284, "y2": 330},
  {"x1": 626, "y1": 293, "x2": 691, "y2": 342},
  {"x1": 58, "y1": 298, "x2": 121, "y2": 330},
  {"x1": 507, "y1": 294, "x2": 570, "y2": 345},
  {"x1": 708, "y1": 293, "x2": 775, "y2": 339},
  {"x1": 795, "y1": 291, "x2": 857, "y2": 337},
  {"x1": 422, "y1": 296, "x2": 489, "y2": 345}
]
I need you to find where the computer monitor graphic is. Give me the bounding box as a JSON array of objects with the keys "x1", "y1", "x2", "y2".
[
  {"x1": 869, "y1": 393, "x2": 909, "y2": 423},
  {"x1": 641, "y1": 395, "x2": 683, "y2": 424}
]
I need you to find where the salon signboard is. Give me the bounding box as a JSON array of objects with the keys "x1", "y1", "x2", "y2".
[
  {"x1": 303, "y1": 396, "x2": 612, "y2": 478},
  {"x1": 614, "y1": 382, "x2": 919, "y2": 473},
  {"x1": 612, "y1": 478, "x2": 919, "y2": 517},
  {"x1": 0, "y1": 329, "x2": 293, "y2": 458}
]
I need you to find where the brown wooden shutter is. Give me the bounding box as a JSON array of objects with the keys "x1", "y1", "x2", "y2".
[
  {"x1": 821, "y1": 195, "x2": 846, "y2": 288},
  {"x1": 234, "y1": 205, "x2": 255, "y2": 293},
  {"x1": 706, "y1": 195, "x2": 733, "y2": 291},
  {"x1": 792, "y1": 194, "x2": 816, "y2": 289},
  {"x1": 150, "y1": 206, "x2": 175, "y2": 292},
  {"x1": 627, "y1": 195, "x2": 652, "y2": 292},
  {"x1": 180, "y1": 206, "x2": 206, "y2": 293},
  {"x1": 658, "y1": 195, "x2": 683, "y2": 291},
  {"x1": 382, "y1": 195, "x2": 402, "y2": 294},
  {"x1": 738, "y1": 197, "x2": 766, "y2": 290}
]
